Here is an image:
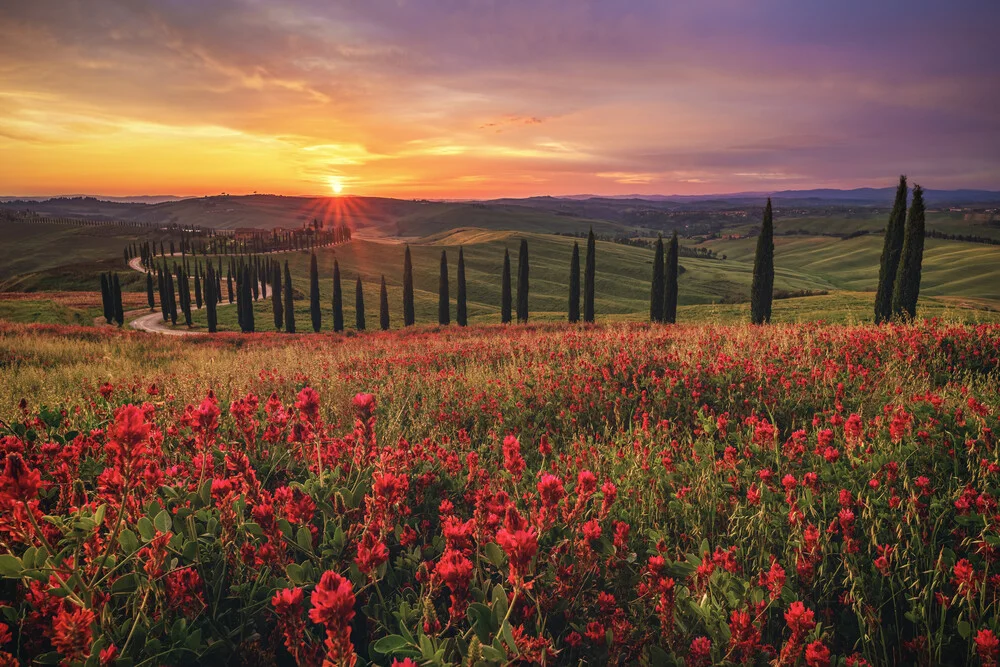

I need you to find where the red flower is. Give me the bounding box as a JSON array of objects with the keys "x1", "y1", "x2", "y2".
[
  {"x1": 954, "y1": 559, "x2": 980, "y2": 597},
  {"x1": 272, "y1": 587, "x2": 304, "y2": 616},
  {"x1": 1, "y1": 452, "x2": 41, "y2": 502},
  {"x1": 496, "y1": 524, "x2": 538, "y2": 586},
  {"x1": 352, "y1": 392, "x2": 376, "y2": 419},
  {"x1": 689, "y1": 636, "x2": 712, "y2": 666},
  {"x1": 51, "y1": 605, "x2": 95, "y2": 663},
  {"x1": 537, "y1": 473, "x2": 564, "y2": 508},
  {"x1": 784, "y1": 601, "x2": 816, "y2": 637},
  {"x1": 310, "y1": 571, "x2": 355, "y2": 627},
  {"x1": 805, "y1": 640, "x2": 831, "y2": 667},
  {"x1": 976, "y1": 629, "x2": 1000, "y2": 667},
  {"x1": 296, "y1": 387, "x2": 322, "y2": 423},
  {"x1": 355, "y1": 532, "x2": 389, "y2": 576},
  {"x1": 502, "y1": 435, "x2": 525, "y2": 479}
]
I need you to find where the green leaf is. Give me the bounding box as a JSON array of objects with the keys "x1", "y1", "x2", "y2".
[
  {"x1": 699, "y1": 538, "x2": 710, "y2": 557},
  {"x1": 285, "y1": 563, "x2": 304, "y2": 584},
  {"x1": 501, "y1": 621, "x2": 518, "y2": 655},
  {"x1": 296, "y1": 526, "x2": 313, "y2": 553},
  {"x1": 154, "y1": 509, "x2": 172, "y2": 534},
  {"x1": 467, "y1": 603, "x2": 494, "y2": 642},
  {"x1": 958, "y1": 620, "x2": 971, "y2": 639},
  {"x1": 484, "y1": 542, "x2": 506, "y2": 567},
  {"x1": 136, "y1": 517, "x2": 155, "y2": 541},
  {"x1": 0, "y1": 554, "x2": 23, "y2": 578},
  {"x1": 480, "y1": 645, "x2": 504, "y2": 661},
  {"x1": 372, "y1": 634, "x2": 409, "y2": 654},
  {"x1": 118, "y1": 529, "x2": 139, "y2": 554},
  {"x1": 111, "y1": 573, "x2": 139, "y2": 595}
]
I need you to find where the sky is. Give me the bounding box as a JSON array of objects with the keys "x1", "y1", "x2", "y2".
[{"x1": 1, "y1": 0, "x2": 998, "y2": 199}]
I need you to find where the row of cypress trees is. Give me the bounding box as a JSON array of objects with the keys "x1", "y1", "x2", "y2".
[
  {"x1": 649, "y1": 231, "x2": 680, "y2": 323},
  {"x1": 875, "y1": 176, "x2": 927, "y2": 322}
]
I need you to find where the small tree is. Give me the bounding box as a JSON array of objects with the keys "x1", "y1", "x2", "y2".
[
  {"x1": 194, "y1": 263, "x2": 203, "y2": 310},
  {"x1": 664, "y1": 231, "x2": 679, "y2": 324},
  {"x1": 501, "y1": 248, "x2": 512, "y2": 324},
  {"x1": 569, "y1": 242, "x2": 580, "y2": 323},
  {"x1": 332, "y1": 260, "x2": 344, "y2": 332},
  {"x1": 243, "y1": 267, "x2": 255, "y2": 332},
  {"x1": 517, "y1": 238, "x2": 529, "y2": 323},
  {"x1": 875, "y1": 175, "x2": 909, "y2": 324},
  {"x1": 650, "y1": 235, "x2": 665, "y2": 322},
  {"x1": 438, "y1": 250, "x2": 450, "y2": 326},
  {"x1": 227, "y1": 269, "x2": 234, "y2": 304},
  {"x1": 309, "y1": 252, "x2": 321, "y2": 332},
  {"x1": 379, "y1": 276, "x2": 390, "y2": 331},
  {"x1": 284, "y1": 261, "x2": 295, "y2": 333},
  {"x1": 456, "y1": 247, "x2": 467, "y2": 326},
  {"x1": 355, "y1": 276, "x2": 366, "y2": 330},
  {"x1": 891, "y1": 185, "x2": 926, "y2": 320},
  {"x1": 584, "y1": 228, "x2": 596, "y2": 323},
  {"x1": 403, "y1": 245, "x2": 415, "y2": 326},
  {"x1": 750, "y1": 198, "x2": 775, "y2": 325}
]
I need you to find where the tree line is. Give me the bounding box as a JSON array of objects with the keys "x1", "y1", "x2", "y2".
[{"x1": 113, "y1": 177, "x2": 929, "y2": 333}]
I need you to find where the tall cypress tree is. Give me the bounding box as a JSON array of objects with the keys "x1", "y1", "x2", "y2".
[
  {"x1": 750, "y1": 198, "x2": 775, "y2": 325},
  {"x1": 456, "y1": 247, "x2": 467, "y2": 327},
  {"x1": 516, "y1": 239, "x2": 529, "y2": 323},
  {"x1": 874, "y1": 175, "x2": 909, "y2": 323},
  {"x1": 309, "y1": 252, "x2": 321, "y2": 332},
  {"x1": 194, "y1": 263, "x2": 203, "y2": 310},
  {"x1": 100, "y1": 273, "x2": 113, "y2": 324},
  {"x1": 206, "y1": 264, "x2": 218, "y2": 333},
  {"x1": 379, "y1": 276, "x2": 390, "y2": 331},
  {"x1": 438, "y1": 250, "x2": 450, "y2": 325},
  {"x1": 284, "y1": 261, "x2": 295, "y2": 333},
  {"x1": 146, "y1": 272, "x2": 155, "y2": 311},
  {"x1": 355, "y1": 276, "x2": 366, "y2": 330},
  {"x1": 243, "y1": 267, "x2": 255, "y2": 332},
  {"x1": 167, "y1": 268, "x2": 177, "y2": 325},
  {"x1": 332, "y1": 260, "x2": 344, "y2": 332},
  {"x1": 403, "y1": 245, "x2": 415, "y2": 327},
  {"x1": 664, "y1": 231, "x2": 679, "y2": 324},
  {"x1": 891, "y1": 185, "x2": 926, "y2": 320},
  {"x1": 112, "y1": 273, "x2": 124, "y2": 326},
  {"x1": 584, "y1": 228, "x2": 596, "y2": 323},
  {"x1": 272, "y1": 260, "x2": 284, "y2": 330},
  {"x1": 501, "y1": 248, "x2": 512, "y2": 324},
  {"x1": 569, "y1": 242, "x2": 580, "y2": 323},
  {"x1": 179, "y1": 267, "x2": 192, "y2": 327},
  {"x1": 158, "y1": 270, "x2": 168, "y2": 322},
  {"x1": 227, "y1": 269, "x2": 234, "y2": 304},
  {"x1": 650, "y1": 235, "x2": 665, "y2": 322}
]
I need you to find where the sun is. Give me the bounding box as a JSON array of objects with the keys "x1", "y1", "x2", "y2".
[{"x1": 328, "y1": 177, "x2": 344, "y2": 195}]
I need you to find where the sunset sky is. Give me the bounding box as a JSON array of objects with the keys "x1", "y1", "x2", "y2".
[{"x1": 1, "y1": 0, "x2": 998, "y2": 199}]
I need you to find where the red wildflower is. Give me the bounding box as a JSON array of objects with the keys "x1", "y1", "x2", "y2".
[
  {"x1": 51, "y1": 605, "x2": 95, "y2": 663},
  {"x1": 805, "y1": 640, "x2": 831, "y2": 667},
  {"x1": 976, "y1": 629, "x2": 1000, "y2": 667},
  {"x1": 1, "y1": 452, "x2": 41, "y2": 501}
]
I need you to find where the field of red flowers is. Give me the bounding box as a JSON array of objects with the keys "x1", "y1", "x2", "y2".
[{"x1": 1, "y1": 320, "x2": 999, "y2": 665}]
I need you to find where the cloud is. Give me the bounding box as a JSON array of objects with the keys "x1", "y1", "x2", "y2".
[{"x1": 0, "y1": 0, "x2": 998, "y2": 196}]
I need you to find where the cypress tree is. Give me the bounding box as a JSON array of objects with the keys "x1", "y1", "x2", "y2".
[
  {"x1": 379, "y1": 276, "x2": 390, "y2": 331},
  {"x1": 874, "y1": 175, "x2": 909, "y2": 323},
  {"x1": 516, "y1": 238, "x2": 529, "y2": 323},
  {"x1": 891, "y1": 185, "x2": 926, "y2": 320},
  {"x1": 272, "y1": 261, "x2": 284, "y2": 330},
  {"x1": 167, "y1": 270, "x2": 177, "y2": 326},
  {"x1": 100, "y1": 273, "x2": 113, "y2": 324},
  {"x1": 664, "y1": 231, "x2": 679, "y2": 324},
  {"x1": 650, "y1": 235, "x2": 665, "y2": 322},
  {"x1": 438, "y1": 250, "x2": 450, "y2": 326},
  {"x1": 569, "y1": 242, "x2": 580, "y2": 323},
  {"x1": 309, "y1": 252, "x2": 321, "y2": 332},
  {"x1": 112, "y1": 274, "x2": 124, "y2": 326},
  {"x1": 243, "y1": 267, "x2": 255, "y2": 332},
  {"x1": 194, "y1": 263, "x2": 202, "y2": 310},
  {"x1": 332, "y1": 260, "x2": 344, "y2": 332},
  {"x1": 501, "y1": 248, "x2": 512, "y2": 324},
  {"x1": 457, "y1": 247, "x2": 467, "y2": 327},
  {"x1": 355, "y1": 276, "x2": 366, "y2": 330},
  {"x1": 584, "y1": 228, "x2": 596, "y2": 323},
  {"x1": 158, "y1": 270, "x2": 168, "y2": 322},
  {"x1": 284, "y1": 261, "x2": 295, "y2": 333},
  {"x1": 206, "y1": 264, "x2": 218, "y2": 333},
  {"x1": 227, "y1": 269, "x2": 234, "y2": 304},
  {"x1": 180, "y1": 268, "x2": 193, "y2": 327},
  {"x1": 146, "y1": 272, "x2": 155, "y2": 311},
  {"x1": 403, "y1": 245, "x2": 415, "y2": 326},
  {"x1": 750, "y1": 198, "x2": 775, "y2": 325}
]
